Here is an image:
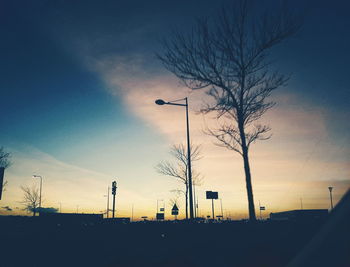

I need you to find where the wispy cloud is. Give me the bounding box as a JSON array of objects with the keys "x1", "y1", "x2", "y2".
[{"x1": 1, "y1": 143, "x2": 154, "y2": 217}]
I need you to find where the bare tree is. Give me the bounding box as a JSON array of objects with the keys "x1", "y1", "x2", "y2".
[
  {"x1": 0, "y1": 147, "x2": 11, "y2": 169},
  {"x1": 156, "y1": 144, "x2": 203, "y2": 219},
  {"x1": 157, "y1": 0, "x2": 301, "y2": 221},
  {"x1": 20, "y1": 185, "x2": 40, "y2": 216}
]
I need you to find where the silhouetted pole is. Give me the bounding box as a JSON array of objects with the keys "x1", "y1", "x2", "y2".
[
  {"x1": 220, "y1": 198, "x2": 224, "y2": 219},
  {"x1": 131, "y1": 204, "x2": 134, "y2": 222},
  {"x1": 185, "y1": 97, "x2": 194, "y2": 220},
  {"x1": 211, "y1": 199, "x2": 215, "y2": 220},
  {"x1": 107, "y1": 186, "x2": 110, "y2": 218},
  {"x1": 328, "y1": 187, "x2": 334, "y2": 210},
  {"x1": 155, "y1": 97, "x2": 194, "y2": 220},
  {"x1": 300, "y1": 198, "x2": 303, "y2": 210}
]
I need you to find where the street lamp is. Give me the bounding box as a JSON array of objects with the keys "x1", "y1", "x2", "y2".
[
  {"x1": 328, "y1": 186, "x2": 334, "y2": 210},
  {"x1": 155, "y1": 97, "x2": 194, "y2": 220},
  {"x1": 33, "y1": 175, "x2": 43, "y2": 211}
]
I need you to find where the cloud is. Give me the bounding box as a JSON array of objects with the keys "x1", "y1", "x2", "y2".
[{"x1": 84, "y1": 53, "x2": 350, "y2": 216}]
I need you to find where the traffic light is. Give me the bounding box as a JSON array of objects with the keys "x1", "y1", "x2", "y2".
[{"x1": 112, "y1": 181, "x2": 117, "y2": 195}]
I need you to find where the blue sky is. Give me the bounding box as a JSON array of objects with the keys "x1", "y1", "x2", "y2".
[{"x1": 1, "y1": 0, "x2": 349, "y2": 219}]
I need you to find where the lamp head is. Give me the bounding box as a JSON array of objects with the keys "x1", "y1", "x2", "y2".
[{"x1": 155, "y1": 99, "x2": 166, "y2": 105}]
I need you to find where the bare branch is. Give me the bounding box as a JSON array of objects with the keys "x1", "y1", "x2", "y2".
[
  {"x1": 20, "y1": 185, "x2": 40, "y2": 216},
  {"x1": 0, "y1": 147, "x2": 11, "y2": 169}
]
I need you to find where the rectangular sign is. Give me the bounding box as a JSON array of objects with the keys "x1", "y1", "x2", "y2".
[
  {"x1": 0, "y1": 167, "x2": 4, "y2": 200},
  {"x1": 156, "y1": 213, "x2": 164, "y2": 220},
  {"x1": 206, "y1": 191, "x2": 218, "y2": 199},
  {"x1": 260, "y1": 207, "x2": 266, "y2": 210}
]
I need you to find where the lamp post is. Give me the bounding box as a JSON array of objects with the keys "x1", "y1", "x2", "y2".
[
  {"x1": 155, "y1": 97, "x2": 194, "y2": 220},
  {"x1": 328, "y1": 187, "x2": 334, "y2": 210},
  {"x1": 33, "y1": 175, "x2": 43, "y2": 211}
]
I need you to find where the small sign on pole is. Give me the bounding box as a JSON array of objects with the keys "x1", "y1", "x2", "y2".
[
  {"x1": 206, "y1": 191, "x2": 219, "y2": 220},
  {"x1": 206, "y1": 191, "x2": 218, "y2": 200},
  {"x1": 171, "y1": 204, "x2": 179, "y2": 219},
  {"x1": 156, "y1": 213, "x2": 165, "y2": 220}
]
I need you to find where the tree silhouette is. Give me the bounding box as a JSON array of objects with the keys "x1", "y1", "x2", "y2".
[
  {"x1": 20, "y1": 185, "x2": 40, "y2": 216},
  {"x1": 157, "y1": 0, "x2": 301, "y2": 221},
  {"x1": 0, "y1": 147, "x2": 11, "y2": 169},
  {"x1": 156, "y1": 144, "x2": 203, "y2": 219}
]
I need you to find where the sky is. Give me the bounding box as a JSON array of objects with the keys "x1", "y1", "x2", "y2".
[{"x1": 0, "y1": 0, "x2": 349, "y2": 220}]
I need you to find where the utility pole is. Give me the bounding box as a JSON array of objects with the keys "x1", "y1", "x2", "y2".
[
  {"x1": 211, "y1": 199, "x2": 215, "y2": 220},
  {"x1": 131, "y1": 204, "x2": 134, "y2": 222},
  {"x1": 220, "y1": 198, "x2": 224, "y2": 220},
  {"x1": 106, "y1": 186, "x2": 110, "y2": 218},
  {"x1": 300, "y1": 198, "x2": 303, "y2": 210},
  {"x1": 112, "y1": 181, "x2": 117, "y2": 218},
  {"x1": 328, "y1": 187, "x2": 334, "y2": 210}
]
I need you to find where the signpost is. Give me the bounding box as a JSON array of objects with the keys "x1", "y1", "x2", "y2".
[
  {"x1": 206, "y1": 191, "x2": 218, "y2": 220},
  {"x1": 156, "y1": 199, "x2": 165, "y2": 220},
  {"x1": 171, "y1": 204, "x2": 179, "y2": 220}
]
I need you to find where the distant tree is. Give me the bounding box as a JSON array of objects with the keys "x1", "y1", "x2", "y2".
[
  {"x1": 156, "y1": 143, "x2": 203, "y2": 219},
  {"x1": 157, "y1": 0, "x2": 301, "y2": 221},
  {"x1": 20, "y1": 185, "x2": 40, "y2": 216}
]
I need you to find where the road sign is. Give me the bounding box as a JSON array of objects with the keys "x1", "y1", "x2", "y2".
[
  {"x1": 171, "y1": 204, "x2": 179, "y2": 215},
  {"x1": 260, "y1": 206, "x2": 266, "y2": 210},
  {"x1": 206, "y1": 191, "x2": 218, "y2": 199},
  {"x1": 156, "y1": 213, "x2": 164, "y2": 220}
]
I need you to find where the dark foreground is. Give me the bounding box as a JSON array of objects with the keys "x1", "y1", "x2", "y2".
[
  {"x1": 1, "y1": 191, "x2": 350, "y2": 267},
  {"x1": 0, "y1": 218, "x2": 345, "y2": 267}
]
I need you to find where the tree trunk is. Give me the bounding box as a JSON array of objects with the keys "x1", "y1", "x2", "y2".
[
  {"x1": 238, "y1": 120, "x2": 257, "y2": 222},
  {"x1": 185, "y1": 183, "x2": 189, "y2": 220}
]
